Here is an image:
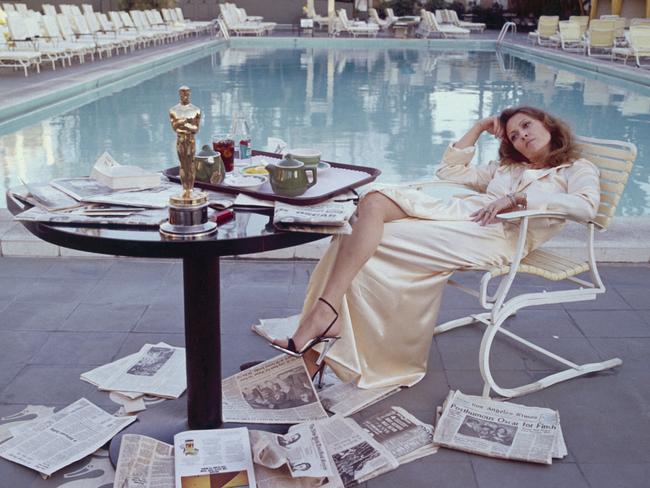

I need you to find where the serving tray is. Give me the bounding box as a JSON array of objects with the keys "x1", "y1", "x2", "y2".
[{"x1": 163, "y1": 150, "x2": 381, "y2": 206}]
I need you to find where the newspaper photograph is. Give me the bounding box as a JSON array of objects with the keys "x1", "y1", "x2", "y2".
[
  {"x1": 0, "y1": 398, "x2": 136, "y2": 477},
  {"x1": 351, "y1": 406, "x2": 437, "y2": 464},
  {"x1": 50, "y1": 177, "x2": 115, "y2": 200},
  {"x1": 90, "y1": 343, "x2": 186, "y2": 399},
  {"x1": 222, "y1": 355, "x2": 328, "y2": 424},
  {"x1": 250, "y1": 422, "x2": 332, "y2": 479},
  {"x1": 174, "y1": 427, "x2": 256, "y2": 488},
  {"x1": 433, "y1": 390, "x2": 567, "y2": 465},
  {"x1": 317, "y1": 416, "x2": 398, "y2": 487},
  {"x1": 113, "y1": 434, "x2": 174, "y2": 488},
  {"x1": 318, "y1": 381, "x2": 401, "y2": 417},
  {"x1": 253, "y1": 464, "x2": 324, "y2": 488}
]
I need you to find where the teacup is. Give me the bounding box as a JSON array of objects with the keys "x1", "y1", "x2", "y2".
[{"x1": 285, "y1": 148, "x2": 321, "y2": 169}]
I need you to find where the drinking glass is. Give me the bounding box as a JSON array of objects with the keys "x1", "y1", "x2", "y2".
[{"x1": 213, "y1": 135, "x2": 235, "y2": 172}]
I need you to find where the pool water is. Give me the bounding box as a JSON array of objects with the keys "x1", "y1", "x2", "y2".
[{"x1": 1, "y1": 46, "x2": 649, "y2": 214}]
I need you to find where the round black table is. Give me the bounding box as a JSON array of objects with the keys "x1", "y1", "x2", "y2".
[{"x1": 6, "y1": 192, "x2": 325, "y2": 432}]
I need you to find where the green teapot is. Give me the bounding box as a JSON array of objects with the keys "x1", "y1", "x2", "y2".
[
  {"x1": 195, "y1": 144, "x2": 225, "y2": 185},
  {"x1": 266, "y1": 155, "x2": 317, "y2": 197}
]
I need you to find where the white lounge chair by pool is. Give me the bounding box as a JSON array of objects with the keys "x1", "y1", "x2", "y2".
[
  {"x1": 0, "y1": 27, "x2": 41, "y2": 76},
  {"x1": 418, "y1": 10, "x2": 469, "y2": 39},
  {"x1": 219, "y1": 4, "x2": 265, "y2": 36},
  {"x1": 6, "y1": 11, "x2": 67, "y2": 70},
  {"x1": 333, "y1": 9, "x2": 378, "y2": 38}
]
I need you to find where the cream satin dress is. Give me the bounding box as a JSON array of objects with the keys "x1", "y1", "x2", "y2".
[{"x1": 303, "y1": 144, "x2": 601, "y2": 389}]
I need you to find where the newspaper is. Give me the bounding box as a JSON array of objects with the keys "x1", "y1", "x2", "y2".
[
  {"x1": 0, "y1": 405, "x2": 57, "y2": 443},
  {"x1": 14, "y1": 181, "x2": 81, "y2": 211},
  {"x1": 251, "y1": 314, "x2": 301, "y2": 343},
  {"x1": 250, "y1": 422, "x2": 332, "y2": 479},
  {"x1": 81, "y1": 349, "x2": 152, "y2": 400},
  {"x1": 174, "y1": 427, "x2": 256, "y2": 488},
  {"x1": 0, "y1": 398, "x2": 136, "y2": 477},
  {"x1": 222, "y1": 355, "x2": 328, "y2": 424},
  {"x1": 317, "y1": 416, "x2": 398, "y2": 487},
  {"x1": 15, "y1": 205, "x2": 169, "y2": 227},
  {"x1": 253, "y1": 464, "x2": 323, "y2": 488},
  {"x1": 351, "y1": 406, "x2": 437, "y2": 464},
  {"x1": 273, "y1": 201, "x2": 356, "y2": 234},
  {"x1": 113, "y1": 434, "x2": 174, "y2": 488},
  {"x1": 81, "y1": 343, "x2": 186, "y2": 399},
  {"x1": 318, "y1": 381, "x2": 401, "y2": 417},
  {"x1": 433, "y1": 390, "x2": 567, "y2": 465}
]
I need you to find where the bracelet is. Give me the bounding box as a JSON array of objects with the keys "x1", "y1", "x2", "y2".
[{"x1": 506, "y1": 193, "x2": 518, "y2": 208}]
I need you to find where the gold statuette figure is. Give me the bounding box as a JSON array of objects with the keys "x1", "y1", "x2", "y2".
[
  {"x1": 160, "y1": 85, "x2": 216, "y2": 238},
  {"x1": 170, "y1": 86, "x2": 202, "y2": 201}
]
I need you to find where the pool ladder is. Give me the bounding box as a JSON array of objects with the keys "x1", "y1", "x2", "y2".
[{"x1": 497, "y1": 22, "x2": 517, "y2": 44}]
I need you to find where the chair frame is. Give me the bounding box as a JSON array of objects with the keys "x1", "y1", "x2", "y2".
[{"x1": 405, "y1": 135, "x2": 636, "y2": 398}]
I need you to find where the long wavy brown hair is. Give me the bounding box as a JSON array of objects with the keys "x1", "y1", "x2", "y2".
[{"x1": 498, "y1": 106, "x2": 580, "y2": 167}]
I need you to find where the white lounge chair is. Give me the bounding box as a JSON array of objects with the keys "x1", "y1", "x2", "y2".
[
  {"x1": 97, "y1": 12, "x2": 146, "y2": 50},
  {"x1": 407, "y1": 135, "x2": 636, "y2": 398},
  {"x1": 0, "y1": 26, "x2": 41, "y2": 76},
  {"x1": 174, "y1": 7, "x2": 213, "y2": 34},
  {"x1": 332, "y1": 9, "x2": 378, "y2": 38},
  {"x1": 6, "y1": 11, "x2": 67, "y2": 69},
  {"x1": 447, "y1": 9, "x2": 485, "y2": 32},
  {"x1": 418, "y1": 10, "x2": 469, "y2": 39},
  {"x1": 56, "y1": 14, "x2": 100, "y2": 59},
  {"x1": 41, "y1": 14, "x2": 91, "y2": 63},
  {"x1": 219, "y1": 4, "x2": 265, "y2": 36},
  {"x1": 305, "y1": 2, "x2": 330, "y2": 30},
  {"x1": 528, "y1": 15, "x2": 559, "y2": 46},
  {"x1": 368, "y1": 8, "x2": 390, "y2": 30},
  {"x1": 613, "y1": 25, "x2": 650, "y2": 67},
  {"x1": 558, "y1": 20, "x2": 585, "y2": 52}
]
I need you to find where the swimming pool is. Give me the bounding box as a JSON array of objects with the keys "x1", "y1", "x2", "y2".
[{"x1": 1, "y1": 41, "x2": 649, "y2": 214}]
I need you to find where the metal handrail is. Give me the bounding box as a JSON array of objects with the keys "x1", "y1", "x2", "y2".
[{"x1": 497, "y1": 21, "x2": 517, "y2": 43}]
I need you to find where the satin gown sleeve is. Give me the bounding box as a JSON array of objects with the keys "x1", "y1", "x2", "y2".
[
  {"x1": 525, "y1": 158, "x2": 601, "y2": 221},
  {"x1": 435, "y1": 143, "x2": 500, "y2": 192}
]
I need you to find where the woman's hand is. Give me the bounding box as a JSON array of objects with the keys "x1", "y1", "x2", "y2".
[
  {"x1": 477, "y1": 116, "x2": 504, "y2": 139},
  {"x1": 470, "y1": 196, "x2": 516, "y2": 226}
]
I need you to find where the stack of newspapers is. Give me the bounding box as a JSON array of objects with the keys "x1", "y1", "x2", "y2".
[
  {"x1": 433, "y1": 390, "x2": 567, "y2": 465},
  {"x1": 80, "y1": 342, "x2": 186, "y2": 414},
  {"x1": 273, "y1": 201, "x2": 357, "y2": 234}
]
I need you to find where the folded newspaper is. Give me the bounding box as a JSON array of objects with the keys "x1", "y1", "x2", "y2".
[
  {"x1": 114, "y1": 434, "x2": 175, "y2": 488},
  {"x1": 273, "y1": 201, "x2": 356, "y2": 234},
  {"x1": 433, "y1": 390, "x2": 567, "y2": 465},
  {"x1": 0, "y1": 398, "x2": 136, "y2": 477},
  {"x1": 222, "y1": 355, "x2": 329, "y2": 424},
  {"x1": 81, "y1": 342, "x2": 186, "y2": 400}
]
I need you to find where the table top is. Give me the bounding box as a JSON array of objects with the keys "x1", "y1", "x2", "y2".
[{"x1": 6, "y1": 191, "x2": 326, "y2": 259}]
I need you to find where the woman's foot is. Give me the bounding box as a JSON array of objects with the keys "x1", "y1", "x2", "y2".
[{"x1": 273, "y1": 297, "x2": 340, "y2": 353}]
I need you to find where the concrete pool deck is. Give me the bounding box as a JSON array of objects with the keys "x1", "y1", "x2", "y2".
[{"x1": 1, "y1": 29, "x2": 648, "y2": 263}]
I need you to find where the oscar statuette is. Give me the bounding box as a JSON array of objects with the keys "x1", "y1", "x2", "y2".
[{"x1": 160, "y1": 86, "x2": 217, "y2": 238}]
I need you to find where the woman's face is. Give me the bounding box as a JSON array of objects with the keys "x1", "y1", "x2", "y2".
[{"x1": 505, "y1": 112, "x2": 552, "y2": 163}]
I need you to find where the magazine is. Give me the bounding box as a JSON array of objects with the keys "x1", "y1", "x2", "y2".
[{"x1": 174, "y1": 428, "x2": 256, "y2": 488}]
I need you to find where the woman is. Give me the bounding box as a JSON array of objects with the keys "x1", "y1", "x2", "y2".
[{"x1": 271, "y1": 106, "x2": 601, "y2": 389}]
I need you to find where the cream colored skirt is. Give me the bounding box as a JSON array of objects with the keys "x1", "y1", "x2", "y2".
[{"x1": 302, "y1": 190, "x2": 518, "y2": 389}]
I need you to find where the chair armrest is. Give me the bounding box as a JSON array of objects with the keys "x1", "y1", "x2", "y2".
[
  {"x1": 496, "y1": 209, "x2": 605, "y2": 229},
  {"x1": 401, "y1": 179, "x2": 475, "y2": 191}
]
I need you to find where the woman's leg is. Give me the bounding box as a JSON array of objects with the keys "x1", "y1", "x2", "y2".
[{"x1": 274, "y1": 192, "x2": 408, "y2": 352}]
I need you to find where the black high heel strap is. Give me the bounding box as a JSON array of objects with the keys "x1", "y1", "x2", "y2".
[{"x1": 317, "y1": 297, "x2": 339, "y2": 338}]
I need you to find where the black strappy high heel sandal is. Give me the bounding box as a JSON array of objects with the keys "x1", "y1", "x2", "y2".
[{"x1": 270, "y1": 297, "x2": 340, "y2": 364}]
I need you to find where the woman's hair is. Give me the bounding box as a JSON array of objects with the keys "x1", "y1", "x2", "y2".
[{"x1": 498, "y1": 106, "x2": 580, "y2": 167}]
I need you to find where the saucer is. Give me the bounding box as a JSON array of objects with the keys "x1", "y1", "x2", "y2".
[
  {"x1": 224, "y1": 174, "x2": 267, "y2": 191},
  {"x1": 317, "y1": 162, "x2": 331, "y2": 172}
]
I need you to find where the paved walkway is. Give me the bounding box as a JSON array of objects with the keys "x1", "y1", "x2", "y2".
[{"x1": 0, "y1": 256, "x2": 649, "y2": 487}]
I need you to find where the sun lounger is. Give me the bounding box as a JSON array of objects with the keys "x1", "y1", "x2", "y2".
[
  {"x1": 446, "y1": 9, "x2": 485, "y2": 32},
  {"x1": 0, "y1": 28, "x2": 41, "y2": 76},
  {"x1": 6, "y1": 11, "x2": 68, "y2": 69},
  {"x1": 41, "y1": 14, "x2": 92, "y2": 63},
  {"x1": 613, "y1": 25, "x2": 650, "y2": 67},
  {"x1": 587, "y1": 20, "x2": 615, "y2": 57},
  {"x1": 333, "y1": 9, "x2": 378, "y2": 37},
  {"x1": 418, "y1": 10, "x2": 469, "y2": 39},
  {"x1": 219, "y1": 4, "x2": 265, "y2": 36},
  {"x1": 558, "y1": 20, "x2": 585, "y2": 52}
]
